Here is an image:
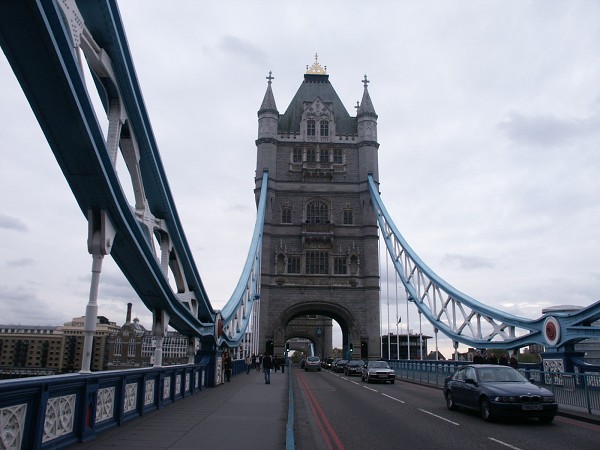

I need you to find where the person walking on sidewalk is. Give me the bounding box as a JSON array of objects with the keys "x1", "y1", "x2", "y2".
[
  {"x1": 223, "y1": 351, "x2": 232, "y2": 382},
  {"x1": 262, "y1": 353, "x2": 273, "y2": 384},
  {"x1": 245, "y1": 354, "x2": 251, "y2": 374}
]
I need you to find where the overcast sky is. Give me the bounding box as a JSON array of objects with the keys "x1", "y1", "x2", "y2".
[{"x1": 1, "y1": 1, "x2": 599, "y2": 358}]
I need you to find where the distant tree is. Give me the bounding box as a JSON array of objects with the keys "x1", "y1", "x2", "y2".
[{"x1": 332, "y1": 347, "x2": 342, "y2": 358}]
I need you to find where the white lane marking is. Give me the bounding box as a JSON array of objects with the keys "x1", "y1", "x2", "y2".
[
  {"x1": 341, "y1": 377, "x2": 348, "y2": 380},
  {"x1": 488, "y1": 438, "x2": 523, "y2": 450},
  {"x1": 363, "y1": 386, "x2": 378, "y2": 392},
  {"x1": 381, "y1": 393, "x2": 405, "y2": 403},
  {"x1": 418, "y1": 408, "x2": 460, "y2": 426},
  {"x1": 350, "y1": 380, "x2": 360, "y2": 385}
]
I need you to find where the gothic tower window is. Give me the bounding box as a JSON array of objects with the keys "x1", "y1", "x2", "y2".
[
  {"x1": 319, "y1": 148, "x2": 329, "y2": 162},
  {"x1": 343, "y1": 209, "x2": 353, "y2": 225},
  {"x1": 287, "y1": 256, "x2": 301, "y2": 274},
  {"x1": 320, "y1": 120, "x2": 329, "y2": 136},
  {"x1": 282, "y1": 207, "x2": 292, "y2": 224},
  {"x1": 306, "y1": 200, "x2": 329, "y2": 224},
  {"x1": 306, "y1": 251, "x2": 329, "y2": 274},
  {"x1": 306, "y1": 148, "x2": 316, "y2": 162},
  {"x1": 333, "y1": 149, "x2": 343, "y2": 164},
  {"x1": 307, "y1": 120, "x2": 316, "y2": 136},
  {"x1": 334, "y1": 257, "x2": 347, "y2": 275},
  {"x1": 292, "y1": 148, "x2": 302, "y2": 163}
]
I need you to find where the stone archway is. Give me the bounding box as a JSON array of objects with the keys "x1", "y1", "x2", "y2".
[{"x1": 273, "y1": 301, "x2": 366, "y2": 360}]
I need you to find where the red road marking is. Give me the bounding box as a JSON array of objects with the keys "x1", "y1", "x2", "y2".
[{"x1": 296, "y1": 368, "x2": 346, "y2": 450}]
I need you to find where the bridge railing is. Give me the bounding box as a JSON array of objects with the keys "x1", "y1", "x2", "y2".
[
  {"x1": 0, "y1": 362, "x2": 209, "y2": 450},
  {"x1": 387, "y1": 360, "x2": 600, "y2": 415}
]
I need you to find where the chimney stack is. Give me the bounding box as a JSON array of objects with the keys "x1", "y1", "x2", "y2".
[{"x1": 126, "y1": 302, "x2": 132, "y2": 323}]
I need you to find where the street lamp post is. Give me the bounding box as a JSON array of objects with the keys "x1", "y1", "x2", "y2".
[{"x1": 397, "y1": 317, "x2": 401, "y2": 359}]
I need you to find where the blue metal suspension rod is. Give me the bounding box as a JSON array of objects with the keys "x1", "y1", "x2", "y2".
[
  {"x1": 368, "y1": 175, "x2": 600, "y2": 350},
  {"x1": 218, "y1": 171, "x2": 268, "y2": 347}
]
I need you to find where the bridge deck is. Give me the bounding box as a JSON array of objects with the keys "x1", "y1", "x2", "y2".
[{"x1": 69, "y1": 369, "x2": 288, "y2": 450}]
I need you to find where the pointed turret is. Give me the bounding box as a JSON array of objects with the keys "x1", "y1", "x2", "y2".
[
  {"x1": 356, "y1": 75, "x2": 379, "y2": 182},
  {"x1": 357, "y1": 74, "x2": 378, "y2": 142},
  {"x1": 256, "y1": 71, "x2": 278, "y2": 187},
  {"x1": 258, "y1": 71, "x2": 279, "y2": 138}
]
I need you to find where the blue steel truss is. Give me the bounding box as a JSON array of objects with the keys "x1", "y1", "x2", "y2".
[
  {"x1": 0, "y1": 0, "x2": 262, "y2": 346},
  {"x1": 369, "y1": 175, "x2": 600, "y2": 351},
  {"x1": 2, "y1": 0, "x2": 598, "y2": 355}
]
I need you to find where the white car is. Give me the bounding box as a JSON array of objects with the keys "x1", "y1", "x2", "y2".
[
  {"x1": 361, "y1": 360, "x2": 395, "y2": 384},
  {"x1": 304, "y1": 356, "x2": 321, "y2": 371}
]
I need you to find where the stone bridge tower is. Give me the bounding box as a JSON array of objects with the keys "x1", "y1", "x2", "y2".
[{"x1": 255, "y1": 57, "x2": 380, "y2": 360}]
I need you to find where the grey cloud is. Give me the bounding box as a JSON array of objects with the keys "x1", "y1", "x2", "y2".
[
  {"x1": 441, "y1": 253, "x2": 494, "y2": 270},
  {"x1": 0, "y1": 213, "x2": 28, "y2": 232},
  {"x1": 218, "y1": 35, "x2": 267, "y2": 66},
  {"x1": 499, "y1": 110, "x2": 599, "y2": 147},
  {"x1": 6, "y1": 258, "x2": 34, "y2": 268},
  {"x1": 0, "y1": 285, "x2": 63, "y2": 324}
]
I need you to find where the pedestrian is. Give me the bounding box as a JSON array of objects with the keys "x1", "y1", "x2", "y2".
[
  {"x1": 262, "y1": 353, "x2": 273, "y2": 384},
  {"x1": 245, "y1": 354, "x2": 251, "y2": 374},
  {"x1": 281, "y1": 355, "x2": 285, "y2": 374},
  {"x1": 251, "y1": 353, "x2": 257, "y2": 371},
  {"x1": 257, "y1": 354, "x2": 263, "y2": 372},
  {"x1": 473, "y1": 351, "x2": 484, "y2": 364},
  {"x1": 499, "y1": 353, "x2": 509, "y2": 366},
  {"x1": 509, "y1": 354, "x2": 519, "y2": 369},
  {"x1": 223, "y1": 351, "x2": 232, "y2": 382},
  {"x1": 273, "y1": 354, "x2": 280, "y2": 372}
]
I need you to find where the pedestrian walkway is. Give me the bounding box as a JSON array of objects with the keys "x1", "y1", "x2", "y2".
[{"x1": 69, "y1": 368, "x2": 289, "y2": 450}]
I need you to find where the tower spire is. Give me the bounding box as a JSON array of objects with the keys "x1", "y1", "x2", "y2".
[
  {"x1": 357, "y1": 74, "x2": 377, "y2": 118},
  {"x1": 257, "y1": 71, "x2": 279, "y2": 138}
]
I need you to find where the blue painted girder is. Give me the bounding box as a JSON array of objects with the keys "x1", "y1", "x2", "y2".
[
  {"x1": 368, "y1": 175, "x2": 600, "y2": 350},
  {"x1": 0, "y1": 0, "x2": 215, "y2": 336}
]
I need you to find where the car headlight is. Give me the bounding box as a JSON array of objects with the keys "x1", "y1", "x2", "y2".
[{"x1": 494, "y1": 396, "x2": 520, "y2": 403}]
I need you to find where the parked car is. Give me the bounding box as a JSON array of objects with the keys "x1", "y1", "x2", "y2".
[
  {"x1": 304, "y1": 356, "x2": 321, "y2": 371},
  {"x1": 344, "y1": 360, "x2": 365, "y2": 376},
  {"x1": 361, "y1": 360, "x2": 395, "y2": 384},
  {"x1": 333, "y1": 359, "x2": 348, "y2": 373},
  {"x1": 443, "y1": 364, "x2": 558, "y2": 423},
  {"x1": 322, "y1": 358, "x2": 334, "y2": 369}
]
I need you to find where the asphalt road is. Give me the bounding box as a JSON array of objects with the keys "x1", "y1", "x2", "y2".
[{"x1": 292, "y1": 366, "x2": 600, "y2": 450}]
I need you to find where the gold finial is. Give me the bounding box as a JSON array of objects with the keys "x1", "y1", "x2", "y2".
[{"x1": 306, "y1": 53, "x2": 327, "y2": 75}]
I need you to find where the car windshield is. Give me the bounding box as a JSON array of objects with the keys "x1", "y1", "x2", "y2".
[
  {"x1": 368, "y1": 361, "x2": 390, "y2": 369},
  {"x1": 477, "y1": 367, "x2": 527, "y2": 383},
  {"x1": 348, "y1": 360, "x2": 364, "y2": 366}
]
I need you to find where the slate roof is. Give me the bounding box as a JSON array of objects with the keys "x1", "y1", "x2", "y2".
[{"x1": 278, "y1": 74, "x2": 356, "y2": 135}]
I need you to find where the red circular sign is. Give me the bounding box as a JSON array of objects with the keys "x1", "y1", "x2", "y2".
[{"x1": 545, "y1": 321, "x2": 556, "y2": 341}]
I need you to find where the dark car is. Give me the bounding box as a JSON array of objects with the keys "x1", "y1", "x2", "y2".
[
  {"x1": 361, "y1": 360, "x2": 396, "y2": 383},
  {"x1": 443, "y1": 364, "x2": 558, "y2": 423},
  {"x1": 333, "y1": 359, "x2": 348, "y2": 373},
  {"x1": 344, "y1": 360, "x2": 365, "y2": 376},
  {"x1": 322, "y1": 358, "x2": 334, "y2": 369}
]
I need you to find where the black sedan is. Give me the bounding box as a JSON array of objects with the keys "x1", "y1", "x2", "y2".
[
  {"x1": 444, "y1": 364, "x2": 558, "y2": 423},
  {"x1": 333, "y1": 359, "x2": 348, "y2": 373},
  {"x1": 344, "y1": 359, "x2": 365, "y2": 376}
]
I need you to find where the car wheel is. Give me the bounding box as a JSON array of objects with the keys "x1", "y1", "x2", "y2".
[
  {"x1": 480, "y1": 398, "x2": 494, "y2": 422},
  {"x1": 445, "y1": 391, "x2": 457, "y2": 411},
  {"x1": 539, "y1": 416, "x2": 554, "y2": 424},
  {"x1": 390, "y1": 379, "x2": 395, "y2": 384}
]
